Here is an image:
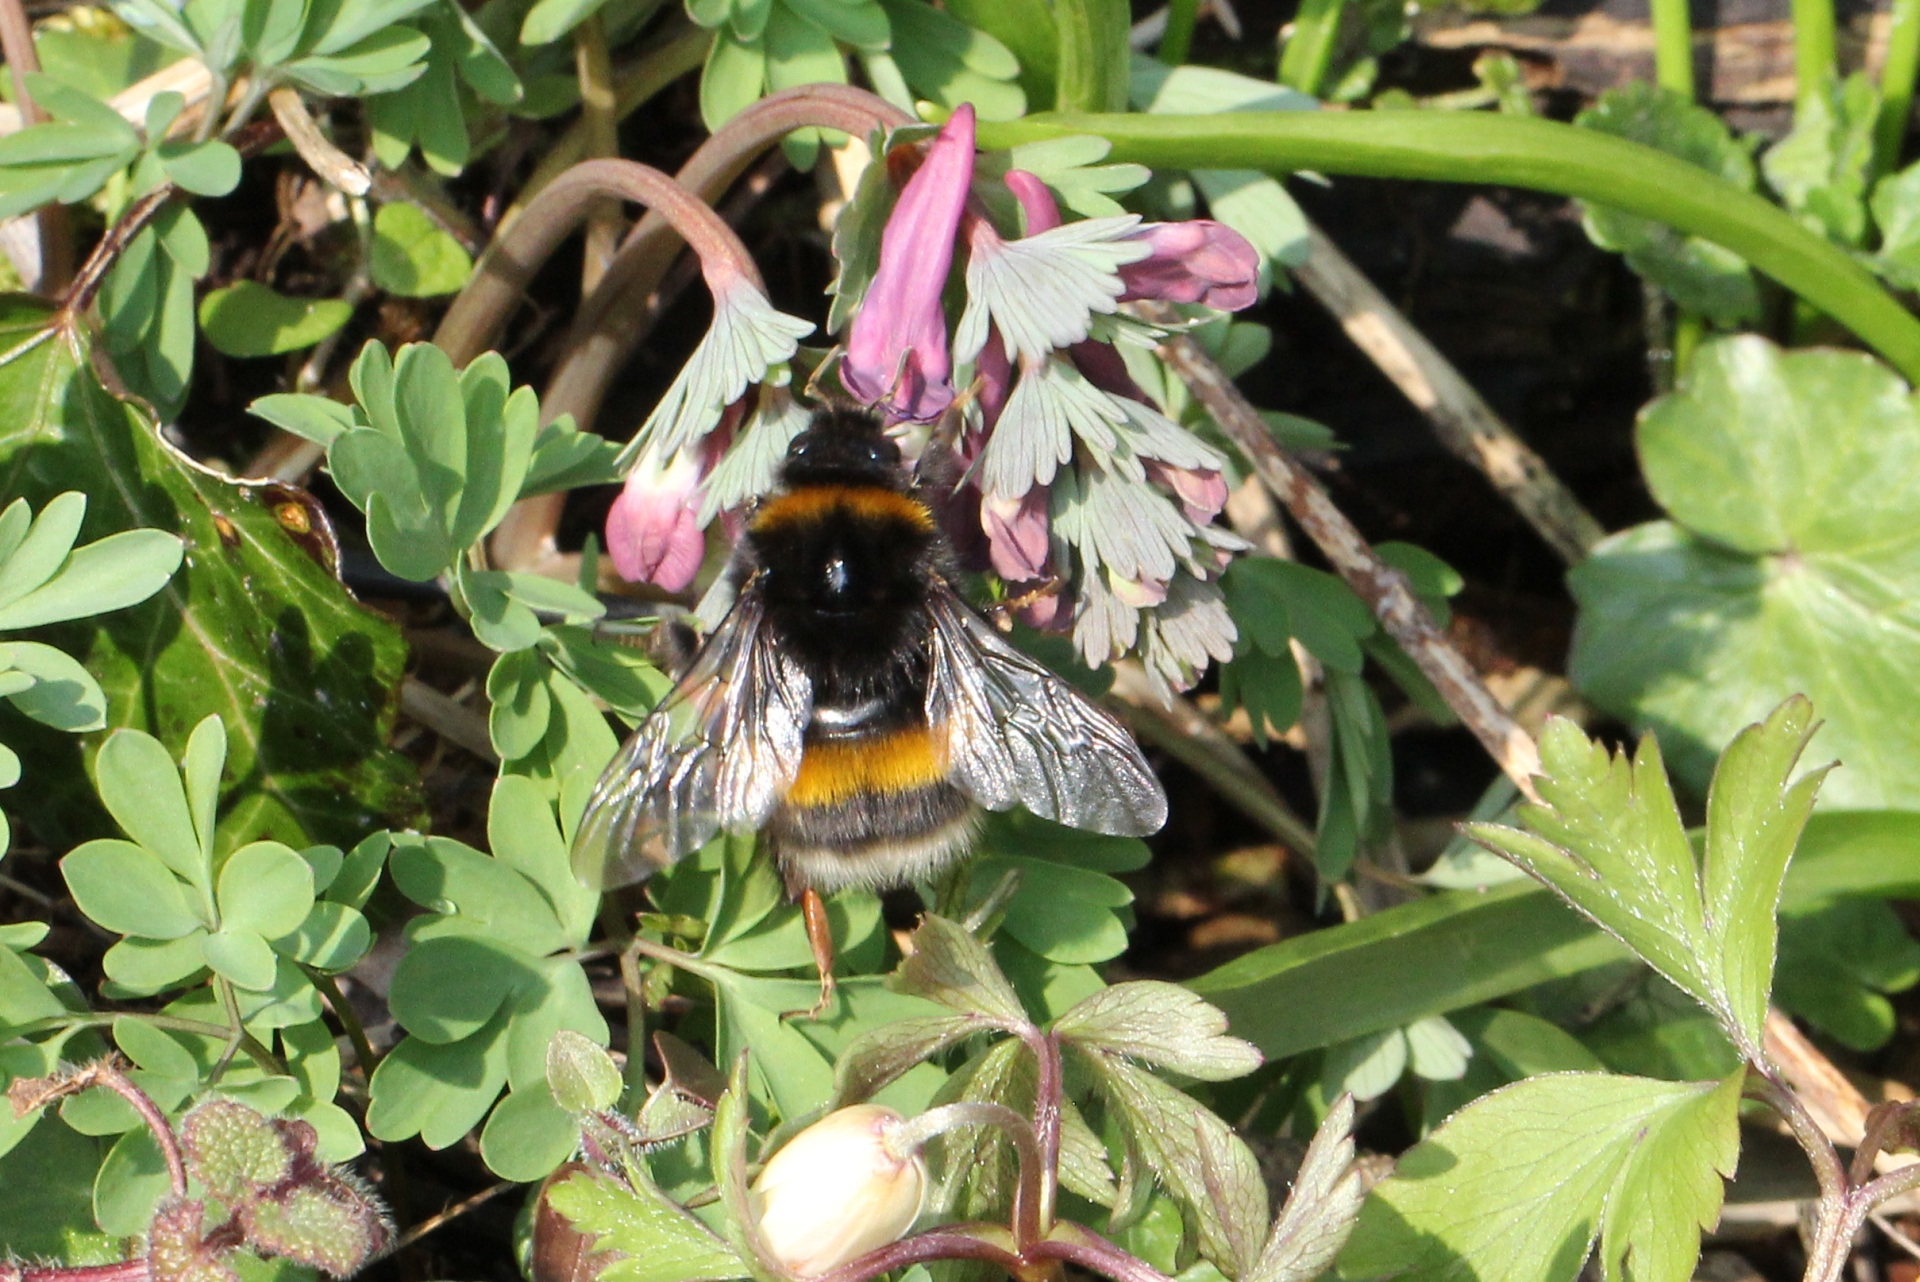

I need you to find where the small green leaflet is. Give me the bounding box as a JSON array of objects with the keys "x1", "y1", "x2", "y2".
[
  {"x1": 1338, "y1": 1071, "x2": 1743, "y2": 1282},
  {"x1": 545, "y1": 1168, "x2": 749, "y2": 1282}
]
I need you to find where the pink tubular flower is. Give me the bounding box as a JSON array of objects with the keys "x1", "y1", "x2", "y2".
[
  {"x1": 1003, "y1": 169, "x2": 1061, "y2": 234},
  {"x1": 841, "y1": 105, "x2": 977, "y2": 423},
  {"x1": 982, "y1": 487, "x2": 1050, "y2": 582},
  {"x1": 1118, "y1": 221, "x2": 1262, "y2": 312},
  {"x1": 1147, "y1": 459, "x2": 1231, "y2": 524},
  {"x1": 606, "y1": 446, "x2": 707, "y2": 592}
]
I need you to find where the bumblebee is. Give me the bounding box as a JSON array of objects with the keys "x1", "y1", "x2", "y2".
[{"x1": 574, "y1": 409, "x2": 1167, "y2": 986}]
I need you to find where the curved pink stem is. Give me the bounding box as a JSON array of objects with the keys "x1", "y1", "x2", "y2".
[
  {"x1": 433, "y1": 158, "x2": 763, "y2": 367},
  {"x1": 543, "y1": 85, "x2": 913, "y2": 435}
]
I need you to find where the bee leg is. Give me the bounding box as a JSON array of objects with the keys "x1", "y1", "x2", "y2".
[
  {"x1": 987, "y1": 577, "x2": 1064, "y2": 630},
  {"x1": 800, "y1": 887, "x2": 837, "y2": 1019}
]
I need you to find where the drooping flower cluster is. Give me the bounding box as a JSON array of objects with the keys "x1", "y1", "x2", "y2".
[
  {"x1": 833, "y1": 106, "x2": 1260, "y2": 695},
  {"x1": 606, "y1": 104, "x2": 1263, "y2": 694}
]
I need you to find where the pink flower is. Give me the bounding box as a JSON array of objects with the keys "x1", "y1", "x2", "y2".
[
  {"x1": 842, "y1": 106, "x2": 976, "y2": 423},
  {"x1": 1118, "y1": 221, "x2": 1261, "y2": 312},
  {"x1": 1147, "y1": 460, "x2": 1230, "y2": 524},
  {"x1": 1003, "y1": 169, "x2": 1061, "y2": 234},
  {"x1": 607, "y1": 446, "x2": 707, "y2": 592},
  {"x1": 982, "y1": 487, "x2": 1050, "y2": 582}
]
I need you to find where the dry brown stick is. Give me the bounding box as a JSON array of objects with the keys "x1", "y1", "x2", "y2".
[
  {"x1": 1292, "y1": 223, "x2": 1605, "y2": 565},
  {"x1": 1154, "y1": 320, "x2": 1544, "y2": 798}
]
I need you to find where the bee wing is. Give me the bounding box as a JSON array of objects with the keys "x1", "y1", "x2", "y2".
[
  {"x1": 573, "y1": 585, "x2": 812, "y2": 889},
  {"x1": 924, "y1": 585, "x2": 1167, "y2": 837}
]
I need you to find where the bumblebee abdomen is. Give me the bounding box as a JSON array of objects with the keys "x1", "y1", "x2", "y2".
[{"x1": 771, "y1": 726, "x2": 977, "y2": 893}]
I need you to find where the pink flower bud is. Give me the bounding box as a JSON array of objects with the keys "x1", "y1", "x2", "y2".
[
  {"x1": 842, "y1": 107, "x2": 977, "y2": 423},
  {"x1": 606, "y1": 447, "x2": 707, "y2": 592},
  {"x1": 1118, "y1": 221, "x2": 1261, "y2": 312},
  {"x1": 750, "y1": 1105, "x2": 927, "y2": 1277}
]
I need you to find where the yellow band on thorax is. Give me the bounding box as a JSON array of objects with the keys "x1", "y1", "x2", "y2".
[{"x1": 751, "y1": 485, "x2": 934, "y2": 536}]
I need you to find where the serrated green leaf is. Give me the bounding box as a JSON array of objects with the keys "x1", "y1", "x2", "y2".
[
  {"x1": 1054, "y1": 981, "x2": 1261, "y2": 1081},
  {"x1": 550, "y1": 1167, "x2": 750, "y2": 1282},
  {"x1": 1338, "y1": 1072, "x2": 1741, "y2": 1282},
  {"x1": 1467, "y1": 699, "x2": 1824, "y2": 1054},
  {"x1": 1253, "y1": 1094, "x2": 1362, "y2": 1282},
  {"x1": 888, "y1": 914, "x2": 1028, "y2": 1025}
]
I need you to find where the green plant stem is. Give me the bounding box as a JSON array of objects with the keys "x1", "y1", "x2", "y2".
[
  {"x1": 1052, "y1": 0, "x2": 1129, "y2": 112},
  {"x1": 1278, "y1": 0, "x2": 1348, "y2": 97},
  {"x1": 1158, "y1": 0, "x2": 1198, "y2": 65},
  {"x1": 1792, "y1": 0, "x2": 1838, "y2": 106},
  {"x1": 15, "y1": 1012, "x2": 281, "y2": 1072},
  {"x1": 575, "y1": 12, "x2": 620, "y2": 296},
  {"x1": 1878, "y1": 0, "x2": 1920, "y2": 170},
  {"x1": 972, "y1": 110, "x2": 1920, "y2": 380},
  {"x1": 309, "y1": 967, "x2": 380, "y2": 1077},
  {"x1": 1649, "y1": 0, "x2": 1695, "y2": 98}
]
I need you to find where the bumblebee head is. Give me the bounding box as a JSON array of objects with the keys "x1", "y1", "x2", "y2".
[{"x1": 781, "y1": 409, "x2": 905, "y2": 488}]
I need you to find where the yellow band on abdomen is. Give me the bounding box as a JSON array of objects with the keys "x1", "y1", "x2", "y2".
[{"x1": 785, "y1": 726, "x2": 947, "y2": 808}]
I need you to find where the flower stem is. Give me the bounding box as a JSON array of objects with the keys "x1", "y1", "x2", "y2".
[
  {"x1": 540, "y1": 84, "x2": 907, "y2": 433},
  {"x1": 1032, "y1": 1224, "x2": 1179, "y2": 1282},
  {"x1": 891, "y1": 1103, "x2": 1045, "y2": 1248},
  {"x1": 1649, "y1": 0, "x2": 1695, "y2": 98},
  {"x1": 1791, "y1": 0, "x2": 1838, "y2": 108},
  {"x1": 1158, "y1": 0, "x2": 1198, "y2": 65},
  {"x1": 434, "y1": 159, "x2": 763, "y2": 367},
  {"x1": 1150, "y1": 317, "x2": 1544, "y2": 796},
  {"x1": 1878, "y1": 0, "x2": 1920, "y2": 171},
  {"x1": 974, "y1": 111, "x2": 1920, "y2": 381},
  {"x1": 1278, "y1": 0, "x2": 1348, "y2": 98}
]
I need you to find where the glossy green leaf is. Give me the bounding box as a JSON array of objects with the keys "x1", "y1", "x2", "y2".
[
  {"x1": 1338, "y1": 1072, "x2": 1742, "y2": 1282},
  {"x1": 1188, "y1": 880, "x2": 1628, "y2": 1061},
  {"x1": 1571, "y1": 336, "x2": 1920, "y2": 808},
  {"x1": 0, "y1": 300, "x2": 420, "y2": 851}
]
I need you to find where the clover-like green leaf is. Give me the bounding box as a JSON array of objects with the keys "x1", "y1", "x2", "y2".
[
  {"x1": 62, "y1": 840, "x2": 201, "y2": 940},
  {"x1": 1569, "y1": 335, "x2": 1919, "y2": 809},
  {"x1": 1338, "y1": 1071, "x2": 1742, "y2": 1282},
  {"x1": 198, "y1": 282, "x2": 353, "y2": 358},
  {"x1": 370, "y1": 201, "x2": 474, "y2": 297},
  {"x1": 216, "y1": 842, "x2": 317, "y2": 940}
]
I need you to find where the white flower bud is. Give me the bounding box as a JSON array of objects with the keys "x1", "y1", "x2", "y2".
[{"x1": 749, "y1": 1104, "x2": 927, "y2": 1277}]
